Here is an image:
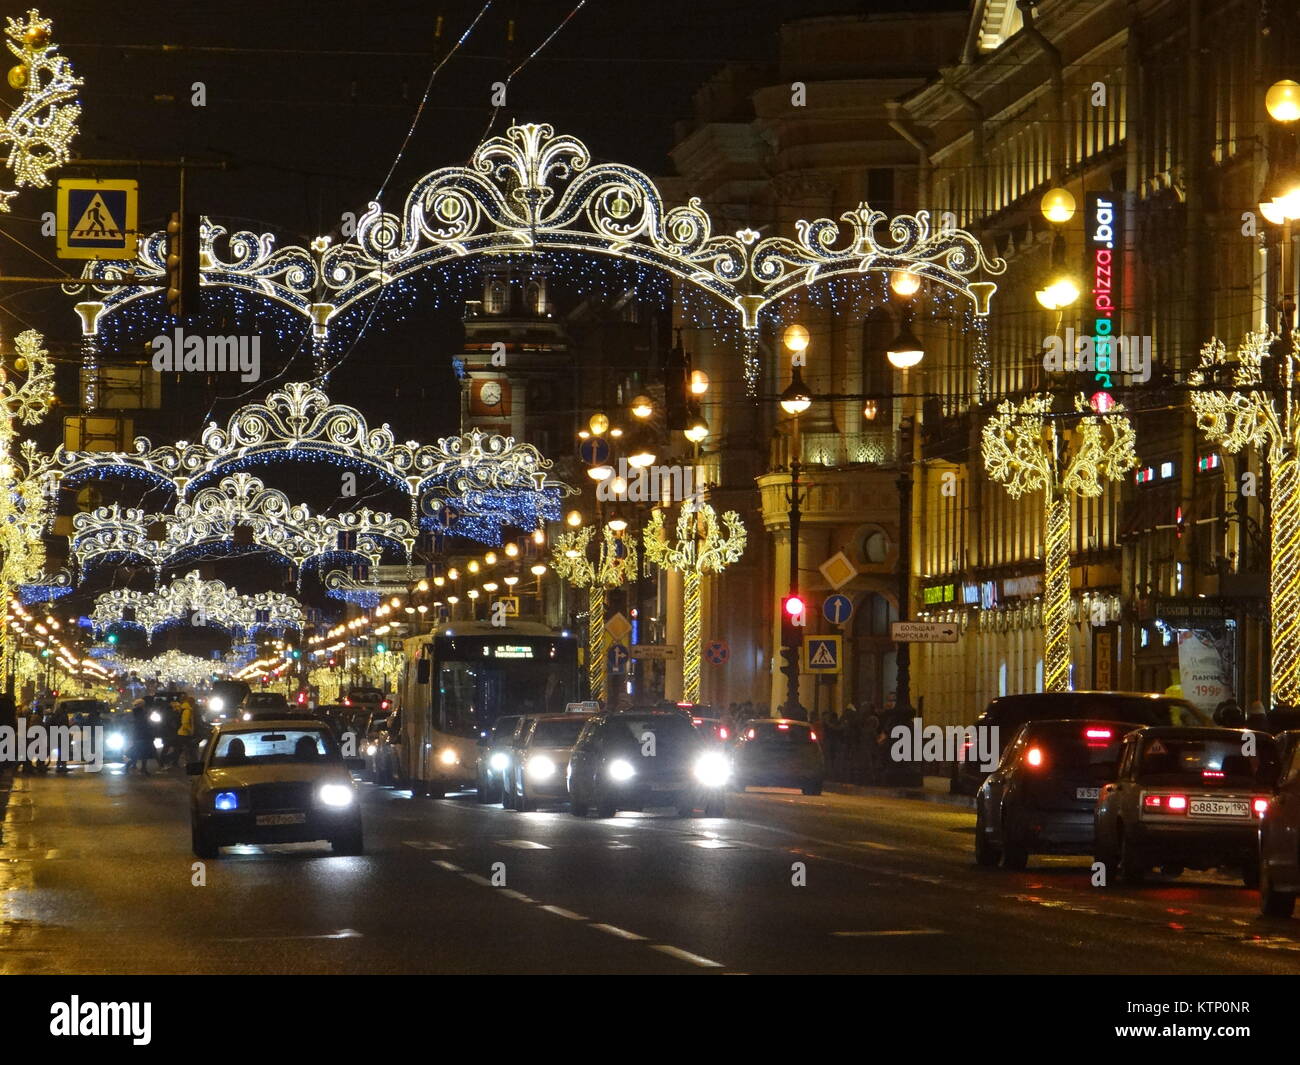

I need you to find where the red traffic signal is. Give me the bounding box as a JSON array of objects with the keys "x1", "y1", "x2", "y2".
[{"x1": 783, "y1": 595, "x2": 805, "y2": 618}]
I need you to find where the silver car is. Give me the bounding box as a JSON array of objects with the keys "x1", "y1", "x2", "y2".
[{"x1": 505, "y1": 713, "x2": 592, "y2": 811}]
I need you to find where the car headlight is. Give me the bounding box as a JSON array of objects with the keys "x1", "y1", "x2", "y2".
[
  {"x1": 214, "y1": 791, "x2": 239, "y2": 811},
  {"x1": 366, "y1": 744, "x2": 378, "y2": 756},
  {"x1": 210, "y1": 697, "x2": 224, "y2": 712},
  {"x1": 153, "y1": 738, "x2": 164, "y2": 750},
  {"x1": 318, "y1": 784, "x2": 354, "y2": 808},
  {"x1": 438, "y1": 747, "x2": 459, "y2": 766},
  {"x1": 693, "y1": 752, "x2": 730, "y2": 788},
  {"x1": 608, "y1": 758, "x2": 635, "y2": 782},
  {"x1": 106, "y1": 732, "x2": 125, "y2": 752},
  {"x1": 149, "y1": 711, "x2": 162, "y2": 724},
  {"x1": 489, "y1": 751, "x2": 510, "y2": 772},
  {"x1": 528, "y1": 756, "x2": 556, "y2": 780}
]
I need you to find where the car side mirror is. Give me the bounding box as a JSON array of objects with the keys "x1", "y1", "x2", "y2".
[{"x1": 185, "y1": 761, "x2": 204, "y2": 775}]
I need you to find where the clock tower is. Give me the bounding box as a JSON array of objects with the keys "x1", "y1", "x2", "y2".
[{"x1": 459, "y1": 260, "x2": 570, "y2": 460}]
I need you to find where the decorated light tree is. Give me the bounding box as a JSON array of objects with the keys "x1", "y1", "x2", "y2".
[
  {"x1": 1188, "y1": 331, "x2": 1300, "y2": 702},
  {"x1": 0, "y1": 9, "x2": 81, "y2": 210},
  {"x1": 644, "y1": 501, "x2": 746, "y2": 704},
  {"x1": 550, "y1": 524, "x2": 636, "y2": 702},
  {"x1": 982, "y1": 394, "x2": 1137, "y2": 691}
]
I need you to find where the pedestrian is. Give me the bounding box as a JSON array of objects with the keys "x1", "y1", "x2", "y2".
[
  {"x1": 48, "y1": 700, "x2": 71, "y2": 773},
  {"x1": 862, "y1": 703, "x2": 883, "y2": 784},
  {"x1": 128, "y1": 700, "x2": 153, "y2": 776},
  {"x1": 1213, "y1": 699, "x2": 1242, "y2": 727},
  {"x1": 177, "y1": 697, "x2": 195, "y2": 765},
  {"x1": 1247, "y1": 700, "x2": 1269, "y2": 732}
]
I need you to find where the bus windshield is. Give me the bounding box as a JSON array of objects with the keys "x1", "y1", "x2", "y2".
[{"x1": 435, "y1": 635, "x2": 578, "y2": 738}]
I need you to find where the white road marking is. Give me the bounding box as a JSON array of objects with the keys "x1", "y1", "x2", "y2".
[
  {"x1": 651, "y1": 944, "x2": 724, "y2": 968},
  {"x1": 461, "y1": 873, "x2": 494, "y2": 887},
  {"x1": 831, "y1": 929, "x2": 944, "y2": 937},
  {"x1": 432, "y1": 860, "x2": 462, "y2": 871},
  {"x1": 850, "y1": 841, "x2": 899, "y2": 851},
  {"x1": 498, "y1": 839, "x2": 551, "y2": 849},
  {"x1": 540, "y1": 905, "x2": 586, "y2": 920},
  {"x1": 219, "y1": 929, "x2": 363, "y2": 942},
  {"x1": 591, "y1": 923, "x2": 647, "y2": 941},
  {"x1": 498, "y1": 889, "x2": 534, "y2": 902},
  {"x1": 687, "y1": 839, "x2": 735, "y2": 849},
  {"x1": 402, "y1": 840, "x2": 452, "y2": 850}
]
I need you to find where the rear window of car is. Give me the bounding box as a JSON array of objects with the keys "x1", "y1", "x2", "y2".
[
  {"x1": 1020, "y1": 724, "x2": 1127, "y2": 776},
  {"x1": 247, "y1": 693, "x2": 287, "y2": 708},
  {"x1": 531, "y1": 719, "x2": 586, "y2": 747},
  {"x1": 59, "y1": 700, "x2": 106, "y2": 715},
  {"x1": 1137, "y1": 735, "x2": 1278, "y2": 786},
  {"x1": 747, "y1": 721, "x2": 814, "y2": 743},
  {"x1": 987, "y1": 695, "x2": 1211, "y2": 730}
]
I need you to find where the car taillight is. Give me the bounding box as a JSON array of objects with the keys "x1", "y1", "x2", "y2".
[
  {"x1": 692, "y1": 717, "x2": 703, "y2": 726},
  {"x1": 718, "y1": 727, "x2": 729, "y2": 741},
  {"x1": 1084, "y1": 728, "x2": 1112, "y2": 740},
  {"x1": 1202, "y1": 769, "x2": 1224, "y2": 779},
  {"x1": 1166, "y1": 794, "x2": 1188, "y2": 812},
  {"x1": 1144, "y1": 794, "x2": 1163, "y2": 808},
  {"x1": 809, "y1": 730, "x2": 818, "y2": 742},
  {"x1": 1025, "y1": 746, "x2": 1045, "y2": 768},
  {"x1": 381, "y1": 700, "x2": 391, "y2": 710},
  {"x1": 777, "y1": 723, "x2": 789, "y2": 730},
  {"x1": 746, "y1": 729, "x2": 755, "y2": 740},
  {"x1": 1254, "y1": 797, "x2": 1270, "y2": 815}
]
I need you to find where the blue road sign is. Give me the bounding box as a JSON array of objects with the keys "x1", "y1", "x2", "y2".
[
  {"x1": 608, "y1": 642, "x2": 630, "y2": 674},
  {"x1": 804, "y1": 635, "x2": 842, "y2": 674},
  {"x1": 823, "y1": 593, "x2": 854, "y2": 626},
  {"x1": 578, "y1": 437, "x2": 611, "y2": 466}
]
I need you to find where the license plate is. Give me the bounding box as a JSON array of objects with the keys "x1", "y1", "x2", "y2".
[
  {"x1": 1189, "y1": 799, "x2": 1249, "y2": 818},
  {"x1": 256, "y1": 813, "x2": 306, "y2": 826},
  {"x1": 1076, "y1": 787, "x2": 1100, "y2": 800}
]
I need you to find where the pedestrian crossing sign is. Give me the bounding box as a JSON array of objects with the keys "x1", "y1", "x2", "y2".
[
  {"x1": 803, "y1": 635, "x2": 842, "y2": 674},
  {"x1": 57, "y1": 179, "x2": 138, "y2": 259}
]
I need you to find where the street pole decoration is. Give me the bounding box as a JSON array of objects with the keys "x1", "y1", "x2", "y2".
[
  {"x1": 550, "y1": 525, "x2": 636, "y2": 703},
  {"x1": 0, "y1": 9, "x2": 81, "y2": 211},
  {"x1": 1189, "y1": 331, "x2": 1300, "y2": 702},
  {"x1": 643, "y1": 501, "x2": 746, "y2": 704},
  {"x1": 982, "y1": 394, "x2": 1137, "y2": 692},
  {"x1": 0, "y1": 329, "x2": 56, "y2": 681}
]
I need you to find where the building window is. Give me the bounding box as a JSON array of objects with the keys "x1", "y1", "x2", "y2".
[
  {"x1": 866, "y1": 168, "x2": 895, "y2": 213},
  {"x1": 861, "y1": 309, "x2": 894, "y2": 424},
  {"x1": 486, "y1": 281, "x2": 505, "y2": 315}
]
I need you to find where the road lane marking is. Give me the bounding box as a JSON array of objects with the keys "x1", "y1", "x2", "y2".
[
  {"x1": 831, "y1": 929, "x2": 944, "y2": 937},
  {"x1": 461, "y1": 873, "x2": 494, "y2": 887},
  {"x1": 850, "y1": 841, "x2": 899, "y2": 851},
  {"x1": 651, "y1": 944, "x2": 724, "y2": 968},
  {"x1": 498, "y1": 839, "x2": 550, "y2": 849},
  {"x1": 540, "y1": 905, "x2": 586, "y2": 920},
  {"x1": 498, "y1": 889, "x2": 534, "y2": 902},
  {"x1": 402, "y1": 840, "x2": 452, "y2": 850},
  {"x1": 686, "y1": 839, "x2": 735, "y2": 849},
  {"x1": 218, "y1": 929, "x2": 363, "y2": 941},
  {"x1": 591, "y1": 923, "x2": 647, "y2": 941},
  {"x1": 432, "y1": 860, "x2": 462, "y2": 871}
]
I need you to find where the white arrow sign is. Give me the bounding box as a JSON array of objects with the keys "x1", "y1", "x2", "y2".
[{"x1": 890, "y1": 621, "x2": 960, "y2": 644}]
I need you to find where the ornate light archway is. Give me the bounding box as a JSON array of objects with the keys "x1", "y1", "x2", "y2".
[
  {"x1": 90, "y1": 572, "x2": 306, "y2": 639},
  {"x1": 66, "y1": 122, "x2": 1003, "y2": 391}
]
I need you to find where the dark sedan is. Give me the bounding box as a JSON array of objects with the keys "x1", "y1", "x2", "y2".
[{"x1": 731, "y1": 718, "x2": 824, "y2": 795}]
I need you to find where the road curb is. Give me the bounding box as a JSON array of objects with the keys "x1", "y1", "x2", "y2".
[{"x1": 825, "y1": 781, "x2": 976, "y2": 810}]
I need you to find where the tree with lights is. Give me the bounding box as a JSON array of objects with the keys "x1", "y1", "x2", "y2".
[
  {"x1": 643, "y1": 501, "x2": 746, "y2": 704},
  {"x1": 550, "y1": 524, "x2": 636, "y2": 702},
  {"x1": 0, "y1": 9, "x2": 81, "y2": 210},
  {"x1": 982, "y1": 394, "x2": 1137, "y2": 692},
  {"x1": 1188, "y1": 331, "x2": 1300, "y2": 703}
]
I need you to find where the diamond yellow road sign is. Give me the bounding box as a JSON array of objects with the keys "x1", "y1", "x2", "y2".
[{"x1": 57, "y1": 178, "x2": 138, "y2": 259}]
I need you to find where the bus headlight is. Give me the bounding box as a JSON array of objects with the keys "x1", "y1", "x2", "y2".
[
  {"x1": 318, "y1": 784, "x2": 354, "y2": 808},
  {"x1": 608, "y1": 758, "x2": 635, "y2": 782},
  {"x1": 438, "y1": 747, "x2": 459, "y2": 767},
  {"x1": 693, "y1": 752, "x2": 730, "y2": 788},
  {"x1": 528, "y1": 756, "x2": 556, "y2": 780},
  {"x1": 489, "y1": 752, "x2": 510, "y2": 772}
]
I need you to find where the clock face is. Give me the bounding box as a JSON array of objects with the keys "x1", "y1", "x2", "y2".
[{"x1": 472, "y1": 378, "x2": 509, "y2": 414}]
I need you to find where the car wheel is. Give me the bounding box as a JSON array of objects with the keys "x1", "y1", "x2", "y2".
[
  {"x1": 518, "y1": 784, "x2": 535, "y2": 813},
  {"x1": 1000, "y1": 814, "x2": 1028, "y2": 870},
  {"x1": 1260, "y1": 859, "x2": 1296, "y2": 917},
  {"x1": 1117, "y1": 825, "x2": 1146, "y2": 885},
  {"x1": 704, "y1": 796, "x2": 726, "y2": 818},
  {"x1": 974, "y1": 807, "x2": 1002, "y2": 868},
  {"x1": 191, "y1": 822, "x2": 219, "y2": 860},
  {"x1": 476, "y1": 778, "x2": 490, "y2": 804},
  {"x1": 332, "y1": 827, "x2": 364, "y2": 855},
  {"x1": 426, "y1": 786, "x2": 444, "y2": 800},
  {"x1": 570, "y1": 797, "x2": 588, "y2": 817},
  {"x1": 595, "y1": 792, "x2": 617, "y2": 819},
  {"x1": 801, "y1": 781, "x2": 823, "y2": 796}
]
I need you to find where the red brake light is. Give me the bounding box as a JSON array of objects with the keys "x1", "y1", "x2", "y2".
[
  {"x1": 1202, "y1": 769, "x2": 1224, "y2": 779},
  {"x1": 1254, "y1": 798, "x2": 1270, "y2": 815},
  {"x1": 718, "y1": 727, "x2": 729, "y2": 741},
  {"x1": 1084, "y1": 728, "x2": 1112, "y2": 740},
  {"x1": 382, "y1": 699, "x2": 391, "y2": 710},
  {"x1": 777, "y1": 723, "x2": 790, "y2": 730},
  {"x1": 746, "y1": 728, "x2": 755, "y2": 740},
  {"x1": 1166, "y1": 794, "x2": 1188, "y2": 812},
  {"x1": 344, "y1": 698, "x2": 352, "y2": 706},
  {"x1": 692, "y1": 717, "x2": 703, "y2": 725},
  {"x1": 1144, "y1": 794, "x2": 1163, "y2": 808},
  {"x1": 809, "y1": 730, "x2": 818, "y2": 742},
  {"x1": 1025, "y1": 746, "x2": 1045, "y2": 768}
]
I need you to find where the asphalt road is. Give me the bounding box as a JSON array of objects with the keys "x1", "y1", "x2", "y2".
[{"x1": 4, "y1": 763, "x2": 1300, "y2": 974}]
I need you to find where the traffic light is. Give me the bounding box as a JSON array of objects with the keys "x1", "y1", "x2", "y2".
[
  {"x1": 778, "y1": 646, "x2": 799, "y2": 678},
  {"x1": 165, "y1": 210, "x2": 200, "y2": 317},
  {"x1": 375, "y1": 641, "x2": 387, "y2": 654},
  {"x1": 780, "y1": 594, "x2": 807, "y2": 648},
  {"x1": 106, "y1": 632, "x2": 118, "y2": 645}
]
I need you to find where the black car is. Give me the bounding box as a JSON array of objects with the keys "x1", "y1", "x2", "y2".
[
  {"x1": 954, "y1": 691, "x2": 1211, "y2": 795},
  {"x1": 568, "y1": 710, "x2": 729, "y2": 818},
  {"x1": 240, "y1": 692, "x2": 291, "y2": 719},
  {"x1": 975, "y1": 719, "x2": 1135, "y2": 869},
  {"x1": 731, "y1": 718, "x2": 825, "y2": 795}
]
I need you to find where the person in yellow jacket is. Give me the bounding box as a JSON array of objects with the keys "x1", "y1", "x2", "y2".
[{"x1": 177, "y1": 697, "x2": 196, "y2": 763}]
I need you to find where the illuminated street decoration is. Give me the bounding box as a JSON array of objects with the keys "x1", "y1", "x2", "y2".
[
  {"x1": 90, "y1": 572, "x2": 305, "y2": 639},
  {"x1": 67, "y1": 123, "x2": 1001, "y2": 391},
  {"x1": 982, "y1": 394, "x2": 1136, "y2": 691},
  {"x1": 644, "y1": 502, "x2": 746, "y2": 703},
  {"x1": 0, "y1": 10, "x2": 81, "y2": 211},
  {"x1": 53, "y1": 380, "x2": 567, "y2": 541},
  {"x1": 550, "y1": 524, "x2": 637, "y2": 702},
  {"x1": 17, "y1": 566, "x2": 71, "y2": 603},
  {"x1": 100, "y1": 649, "x2": 234, "y2": 689},
  {"x1": 70, "y1": 472, "x2": 415, "y2": 581},
  {"x1": 1189, "y1": 331, "x2": 1300, "y2": 702}
]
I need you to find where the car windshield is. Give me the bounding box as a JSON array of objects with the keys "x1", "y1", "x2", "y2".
[
  {"x1": 492, "y1": 717, "x2": 520, "y2": 740},
  {"x1": 1137, "y1": 735, "x2": 1277, "y2": 786},
  {"x1": 531, "y1": 719, "x2": 586, "y2": 747},
  {"x1": 603, "y1": 715, "x2": 696, "y2": 754},
  {"x1": 211, "y1": 729, "x2": 337, "y2": 767}
]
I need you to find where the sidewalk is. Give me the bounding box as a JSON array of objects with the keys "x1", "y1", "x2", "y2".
[{"x1": 825, "y1": 777, "x2": 976, "y2": 810}]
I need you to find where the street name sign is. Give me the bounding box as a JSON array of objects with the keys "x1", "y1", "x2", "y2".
[{"x1": 890, "y1": 621, "x2": 960, "y2": 644}]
